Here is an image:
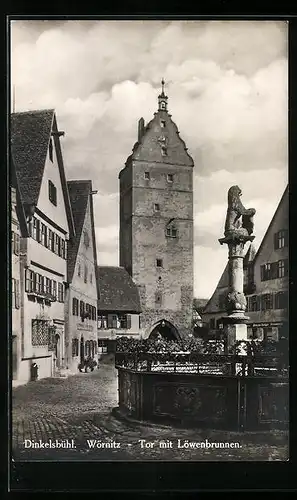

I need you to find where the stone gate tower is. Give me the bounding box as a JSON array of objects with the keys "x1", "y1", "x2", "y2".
[{"x1": 119, "y1": 81, "x2": 194, "y2": 339}]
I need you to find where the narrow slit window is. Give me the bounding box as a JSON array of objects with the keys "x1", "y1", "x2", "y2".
[
  {"x1": 144, "y1": 171, "x2": 150, "y2": 180},
  {"x1": 156, "y1": 259, "x2": 163, "y2": 268},
  {"x1": 154, "y1": 203, "x2": 160, "y2": 212}
]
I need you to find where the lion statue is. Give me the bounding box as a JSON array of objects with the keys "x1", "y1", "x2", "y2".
[{"x1": 224, "y1": 186, "x2": 256, "y2": 239}]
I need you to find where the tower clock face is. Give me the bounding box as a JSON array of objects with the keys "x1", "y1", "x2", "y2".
[{"x1": 83, "y1": 230, "x2": 90, "y2": 248}]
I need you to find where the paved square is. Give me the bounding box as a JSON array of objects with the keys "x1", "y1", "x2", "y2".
[{"x1": 12, "y1": 356, "x2": 288, "y2": 461}]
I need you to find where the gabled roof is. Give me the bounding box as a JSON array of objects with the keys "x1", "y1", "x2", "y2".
[
  {"x1": 10, "y1": 154, "x2": 29, "y2": 238},
  {"x1": 203, "y1": 263, "x2": 229, "y2": 313},
  {"x1": 11, "y1": 109, "x2": 75, "y2": 237},
  {"x1": 243, "y1": 243, "x2": 256, "y2": 267},
  {"x1": 253, "y1": 185, "x2": 288, "y2": 265},
  {"x1": 97, "y1": 266, "x2": 141, "y2": 313},
  {"x1": 67, "y1": 180, "x2": 98, "y2": 287}
]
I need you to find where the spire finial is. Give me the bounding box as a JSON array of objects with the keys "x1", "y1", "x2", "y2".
[{"x1": 158, "y1": 78, "x2": 168, "y2": 112}]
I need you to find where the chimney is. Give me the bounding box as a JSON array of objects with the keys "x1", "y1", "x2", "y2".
[{"x1": 138, "y1": 117, "x2": 145, "y2": 142}]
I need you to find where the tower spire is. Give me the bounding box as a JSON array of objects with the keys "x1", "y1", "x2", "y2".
[{"x1": 158, "y1": 78, "x2": 168, "y2": 112}]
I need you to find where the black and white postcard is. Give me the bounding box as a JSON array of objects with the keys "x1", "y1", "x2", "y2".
[{"x1": 10, "y1": 19, "x2": 289, "y2": 470}]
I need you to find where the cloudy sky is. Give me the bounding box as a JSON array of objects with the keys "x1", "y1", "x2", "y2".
[{"x1": 10, "y1": 20, "x2": 288, "y2": 298}]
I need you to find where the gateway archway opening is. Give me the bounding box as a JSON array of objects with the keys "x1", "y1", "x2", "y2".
[{"x1": 149, "y1": 320, "x2": 180, "y2": 341}]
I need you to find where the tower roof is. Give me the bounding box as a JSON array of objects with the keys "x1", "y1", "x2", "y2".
[{"x1": 158, "y1": 78, "x2": 168, "y2": 112}]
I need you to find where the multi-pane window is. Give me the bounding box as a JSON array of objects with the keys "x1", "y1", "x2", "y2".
[
  {"x1": 261, "y1": 259, "x2": 288, "y2": 281},
  {"x1": 32, "y1": 319, "x2": 49, "y2": 346},
  {"x1": 46, "y1": 277, "x2": 51, "y2": 295},
  {"x1": 58, "y1": 283, "x2": 64, "y2": 303},
  {"x1": 80, "y1": 300, "x2": 85, "y2": 319},
  {"x1": 41, "y1": 223, "x2": 47, "y2": 246},
  {"x1": 275, "y1": 291, "x2": 288, "y2": 310},
  {"x1": 52, "y1": 280, "x2": 57, "y2": 299},
  {"x1": 48, "y1": 229, "x2": 54, "y2": 251},
  {"x1": 261, "y1": 263, "x2": 271, "y2": 281},
  {"x1": 33, "y1": 217, "x2": 41, "y2": 241},
  {"x1": 55, "y1": 234, "x2": 60, "y2": 255},
  {"x1": 166, "y1": 226, "x2": 177, "y2": 238},
  {"x1": 72, "y1": 297, "x2": 79, "y2": 315},
  {"x1": 98, "y1": 315, "x2": 108, "y2": 329},
  {"x1": 25, "y1": 270, "x2": 34, "y2": 292},
  {"x1": 274, "y1": 229, "x2": 288, "y2": 249},
  {"x1": 261, "y1": 294, "x2": 273, "y2": 311},
  {"x1": 11, "y1": 231, "x2": 20, "y2": 255},
  {"x1": 12, "y1": 278, "x2": 20, "y2": 309},
  {"x1": 48, "y1": 180, "x2": 57, "y2": 206},
  {"x1": 249, "y1": 295, "x2": 260, "y2": 312},
  {"x1": 37, "y1": 274, "x2": 44, "y2": 294}
]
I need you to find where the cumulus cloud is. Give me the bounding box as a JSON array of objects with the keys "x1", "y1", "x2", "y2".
[{"x1": 10, "y1": 20, "x2": 288, "y2": 297}]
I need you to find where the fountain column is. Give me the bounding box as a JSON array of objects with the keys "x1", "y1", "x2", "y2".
[{"x1": 218, "y1": 186, "x2": 256, "y2": 350}]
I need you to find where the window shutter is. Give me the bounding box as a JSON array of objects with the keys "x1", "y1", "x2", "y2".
[
  {"x1": 107, "y1": 314, "x2": 113, "y2": 328},
  {"x1": 260, "y1": 265, "x2": 265, "y2": 281},
  {"x1": 36, "y1": 219, "x2": 41, "y2": 242},
  {"x1": 126, "y1": 314, "x2": 131, "y2": 329},
  {"x1": 284, "y1": 259, "x2": 288, "y2": 276},
  {"x1": 72, "y1": 297, "x2": 76, "y2": 314},
  {"x1": 52, "y1": 280, "x2": 57, "y2": 298},
  {"x1": 25, "y1": 269, "x2": 30, "y2": 292},
  {"x1": 271, "y1": 262, "x2": 278, "y2": 280},
  {"x1": 274, "y1": 232, "x2": 278, "y2": 250}
]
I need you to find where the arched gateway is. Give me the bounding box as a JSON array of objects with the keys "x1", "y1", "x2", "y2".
[{"x1": 149, "y1": 320, "x2": 181, "y2": 341}]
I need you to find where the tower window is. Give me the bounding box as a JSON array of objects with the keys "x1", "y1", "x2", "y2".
[
  {"x1": 144, "y1": 171, "x2": 150, "y2": 180},
  {"x1": 154, "y1": 203, "x2": 160, "y2": 212},
  {"x1": 156, "y1": 259, "x2": 163, "y2": 268},
  {"x1": 160, "y1": 120, "x2": 166, "y2": 128},
  {"x1": 155, "y1": 291, "x2": 162, "y2": 306},
  {"x1": 161, "y1": 146, "x2": 167, "y2": 156},
  {"x1": 166, "y1": 226, "x2": 178, "y2": 238},
  {"x1": 160, "y1": 101, "x2": 166, "y2": 110},
  {"x1": 167, "y1": 173, "x2": 173, "y2": 182}
]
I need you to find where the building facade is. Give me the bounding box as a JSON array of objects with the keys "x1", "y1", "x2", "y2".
[
  {"x1": 11, "y1": 158, "x2": 29, "y2": 385},
  {"x1": 245, "y1": 187, "x2": 288, "y2": 341},
  {"x1": 97, "y1": 266, "x2": 141, "y2": 352},
  {"x1": 119, "y1": 83, "x2": 194, "y2": 340},
  {"x1": 11, "y1": 109, "x2": 75, "y2": 383},
  {"x1": 203, "y1": 187, "x2": 289, "y2": 341},
  {"x1": 65, "y1": 181, "x2": 99, "y2": 372}
]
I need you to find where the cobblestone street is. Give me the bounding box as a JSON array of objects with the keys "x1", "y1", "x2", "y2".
[{"x1": 12, "y1": 355, "x2": 288, "y2": 462}]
